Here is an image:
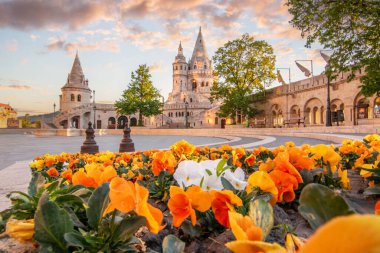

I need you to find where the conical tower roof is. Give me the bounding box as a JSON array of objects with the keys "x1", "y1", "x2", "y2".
[
  {"x1": 63, "y1": 52, "x2": 87, "y2": 88},
  {"x1": 189, "y1": 27, "x2": 210, "y2": 66},
  {"x1": 175, "y1": 41, "x2": 186, "y2": 63}
]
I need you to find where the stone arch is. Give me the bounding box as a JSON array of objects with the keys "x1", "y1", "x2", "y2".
[
  {"x1": 270, "y1": 104, "x2": 283, "y2": 127},
  {"x1": 290, "y1": 105, "x2": 300, "y2": 117},
  {"x1": 130, "y1": 117, "x2": 137, "y2": 126},
  {"x1": 108, "y1": 117, "x2": 116, "y2": 129},
  {"x1": 374, "y1": 97, "x2": 380, "y2": 118},
  {"x1": 71, "y1": 116, "x2": 80, "y2": 129},
  {"x1": 215, "y1": 117, "x2": 219, "y2": 125},
  {"x1": 331, "y1": 98, "x2": 344, "y2": 112},
  {"x1": 77, "y1": 94, "x2": 81, "y2": 102},
  {"x1": 117, "y1": 116, "x2": 128, "y2": 129},
  {"x1": 304, "y1": 97, "x2": 323, "y2": 125},
  {"x1": 71, "y1": 94, "x2": 75, "y2": 101}
]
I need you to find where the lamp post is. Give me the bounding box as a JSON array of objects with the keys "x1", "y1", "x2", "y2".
[
  {"x1": 185, "y1": 101, "x2": 188, "y2": 128},
  {"x1": 161, "y1": 95, "x2": 164, "y2": 127},
  {"x1": 93, "y1": 90, "x2": 96, "y2": 129},
  {"x1": 320, "y1": 50, "x2": 333, "y2": 127},
  {"x1": 277, "y1": 68, "x2": 291, "y2": 120},
  {"x1": 53, "y1": 102, "x2": 56, "y2": 123}
]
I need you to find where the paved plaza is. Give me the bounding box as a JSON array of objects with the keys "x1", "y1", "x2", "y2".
[{"x1": 0, "y1": 131, "x2": 369, "y2": 210}]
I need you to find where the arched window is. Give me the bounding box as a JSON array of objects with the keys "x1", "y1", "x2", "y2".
[
  {"x1": 183, "y1": 98, "x2": 186, "y2": 102},
  {"x1": 71, "y1": 94, "x2": 75, "y2": 101},
  {"x1": 357, "y1": 98, "x2": 370, "y2": 119},
  {"x1": 374, "y1": 97, "x2": 380, "y2": 118},
  {"x1": 175, "y1": 66, "x2": 178, "y2": 70},
  {"x1": 201, "y1": 82, "x2": 204, "y2": 87},
  {"x1": 77, "y1": 94, "x2": 81, "y2": 102},
  {"x1": 190, "y1": 98, "x2": 193, "y2": 103},
  {"x1": 206, "y1": 82, "x2": 209, "y2": 86},
  {"x1": 204, "y1": 64, "x2": 207, "y2": 69},
  {"x1": 192, "y1": 81, "x2": 197, "y2": 91},
  {"x1": 194, "y1": 65, "x2": 197, "y2": 69}
]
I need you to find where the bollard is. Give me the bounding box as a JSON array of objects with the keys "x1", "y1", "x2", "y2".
[
  {"x1": 119, "y1": 125, "x2": 135, "y2": 152},
  {"x1": 81, "y1": 122, "x2": 99, "y2": 154}
]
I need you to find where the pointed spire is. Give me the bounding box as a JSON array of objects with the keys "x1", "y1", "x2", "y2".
[
  {"x1": 66, "y1": 51, "x2": 85, "y2": 87},
  {"x1": 178, "y1": 41, "x2": 183, "y2": 54},
  {"x1": 175, "y1": 41, "x2": 186, "y2": 62},
  {"x1": 189, "y1": 27, "x2": 210, "y2": 67}
]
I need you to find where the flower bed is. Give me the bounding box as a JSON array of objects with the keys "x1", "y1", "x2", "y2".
[{"x1": 1, "y1": 136, "x2": 380, "y2": 252}]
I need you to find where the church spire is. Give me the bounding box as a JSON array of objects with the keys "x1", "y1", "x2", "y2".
[
  {"x1": 178, "y1": 41, "x2": 183, "y2": 54},
  {"x1": 65, "y1": 51, "x2": 85, "y2": 87},
  {"x1": 175, "y1": 41, "x2": 186, "y2": 62},
  {"x1": 189, "y1": 27, "x2": 210, "y2": 67}
]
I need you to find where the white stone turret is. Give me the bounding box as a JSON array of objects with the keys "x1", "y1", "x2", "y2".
[
  {"x1": 59, "y1": 52, "x2": 92, "y2": 112},
  {"x1": 172, "y1": 42, "x2": 188, "y2": 94}
]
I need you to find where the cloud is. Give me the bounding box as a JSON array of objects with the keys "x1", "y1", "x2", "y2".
[
  {"x1": 149, "y1": 62, "x2": 162, "y2": 72},
  {"x1": 45, "y1": 37, "x2": 120, "y2": 53},
  {"x1": 0, "y1": 0, "x2": 110, "y2": 30},
  {"x1": 5, "y1": 39, "x2": 18, "y2": 52},
  {"x1": 0, "y1": 84, "x2": 32, "y2": 90},
  {"x1": 30, "y1": 34, "x2": 39, "y2": 41},
  {"x1": 20, "y1": 58, "x2": 29, "y2": 65}
]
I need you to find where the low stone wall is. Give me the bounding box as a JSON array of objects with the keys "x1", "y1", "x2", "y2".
[{"x1": 0, "y1": 128, "x2": 35, "y2": 135}]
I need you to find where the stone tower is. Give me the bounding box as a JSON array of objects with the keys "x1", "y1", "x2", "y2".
[
  {"x1": 172, "y1": 41, "x2": 188, "y2": 94},
  {"x1": 164, "y1": 27, "x2": 219, "y2": 128},
  {"x1": 59, "y1": 52, "x2": 92, "y2": 112}
]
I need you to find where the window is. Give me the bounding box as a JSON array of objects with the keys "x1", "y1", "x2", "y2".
[
  {"x1": 175, "y1": 66, "x2": 178, "y2": 70},
  {"x1": 206, "y1": 82, "x2": 208, "y2": 86},
  {"x1": 204, "y1": 64, "x2": 207, "y2": 69},
  {"x1": 77, "y1": 94, "x2": 81, "y2": 102},
  {"x1": 374, "y1": 97, "x2": 380, "y2": 118},
  {"x1": 201, "y1": 82, "x2": 204, "y2": 87},
  {"x1": 183, "y1": 98, "x2": 186, "y2": 102},
  {"x1": 180, "y1": 65, "x2": 182, "y2": 70},
  {"x1": 190, "y1": 98, "x2": 193, "y2": 103},
  {"x1": 71, "y1": 94, "x2": 75, "y2": 101},
  {"x1": 357, "y1": 98, "x2": 369, "y2": 119},
  {"x1": 194, "y1": 65, "x2": 197, "y2": 69}
]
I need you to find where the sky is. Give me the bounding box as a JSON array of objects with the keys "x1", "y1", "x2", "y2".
[{"x1": 0, "y1": 0, "x2": 328, "y2": 116}]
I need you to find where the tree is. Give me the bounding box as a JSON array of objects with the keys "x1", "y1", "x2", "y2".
[
  {"x1": 287, "y1": 0, "x2": 380, "y2": 96},
  {"x1": 115, "y1": 64, "x2": 162, "y2": 126},
  {"x1": 210, "y1": 33, "x2": 276, "y2": 123}
]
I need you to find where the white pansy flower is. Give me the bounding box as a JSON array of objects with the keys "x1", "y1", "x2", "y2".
[
  {"x1": 173, "y1": 160, "x2": 205, "y2": 188},
  {"x1": 201, "y1": 171, "x2": 223, "y2": 191},
  {"x1": 222, "y1": 167, "x2": 247, "y2": 190}
]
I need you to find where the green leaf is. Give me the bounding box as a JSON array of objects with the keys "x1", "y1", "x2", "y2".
[
  {"x1": 28, "y1": 172, "x2": 46, "y2": 196},
  {"x1": 180, "y1": 219, "x2": 201, "y2": 237},
  {"x1": 216, "y1": 159, "x2": 227, "y2": 177},
  {"x1": 86, "y1": 183, "x2": 110, "y2": 229},
  {"x1": 55, "y1": 194, "x2": 85, "y2": 207},
  {"x1": 111, "y1": 216, "x2": 146, "y2": 244},
  {"x1": 34, "y1": 200, "x2": 74, "y2": 253},
  {"x1": 64, "y1": 231, "x2": 91, "y2": 250},
  {"x1": 248, "y1": 199, "x2": 273, "y2": 240},
  {"x1": 363, "y1": 185, "x2": 380, "y2": 196},
  {"x1": 298, "y1": 183, "x2": 355, "y2": 230},
  {"x1": 162, "y1": 235, "x2": 185, "y2": 253},
  {"x1": 221, "y1": 177, "x2": 236, "y2": 191}
]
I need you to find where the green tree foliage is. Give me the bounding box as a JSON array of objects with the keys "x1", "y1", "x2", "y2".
[
  {"x1": 287, "y1": 0, "x2": 380, "y2": 96},
  {"x1": 210, "y1": 33, "x2": 276, "y2": 122},
  {"x1": 115, "y1": 64, "x2": 162, "y2": 126}
]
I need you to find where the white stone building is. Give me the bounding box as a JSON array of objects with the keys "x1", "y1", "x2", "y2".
[
  {"x1": 163, "y1": 27, "x2": 222, "y2": 128},
  {"x1": 53, "y1": 53, "x2": 139, "y2": 129}
]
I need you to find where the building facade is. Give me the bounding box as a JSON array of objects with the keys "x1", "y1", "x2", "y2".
[
  {"x1": 251, "y1": 69, "x2": 380, "y2": 127},
  {"x1": 163, "y1": 27, "x2": 222, "y2": 128},
  {"x1": 53, "y1": 53, "x2": 139, "y2": 129},
  {"x1": 0, "y1": 103, "x2": 18, "y2": 128}
]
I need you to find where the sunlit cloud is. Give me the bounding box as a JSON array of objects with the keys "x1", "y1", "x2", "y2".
[{"x1": 0, "y1": 84, "x2": 32, "y2": 90}]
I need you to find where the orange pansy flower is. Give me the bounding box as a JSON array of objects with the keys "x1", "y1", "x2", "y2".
[
  {"x1": 47, "y1": 167, "x2": 59, "y2": 177},
  {"x1": 244, "y1": 154, "x2": 256, "y2": 167},
  {"x1": 61, "y1": 169, "x2": 73, "y2": 182},
  {"x1": 288, "y1": 147, "x2": 314, "y2": 171},
  {"x1": 228, "y1": 211, "x2": 263, "y2": 241},
  {"x1": 269, "y1": 170, "x2": 298, "y2": 203},
  {"x1": 104, "y1": 177, "x2": 164, "y2": 234},
  {"x1": 151, "y1": 151, "x2": 177, "y2": 176},
  {"x1": 246, "y1": 171, "x2": 278, "y2": 205},
  {"x1": 273, "y1": 151, "x2": 303, "y2": 184},
  {"x1": 211, "y1": 190, "x2": 243, "y2": 228},
  {"x1": 168, "y1": 186, "x2": 211, "y2": 227},
  {"x1": 72, "y1": 169, "x2": 98, "y2": 188},
  {"x1": 375, "y1": 200, "x2": 380, "y2": 216}
]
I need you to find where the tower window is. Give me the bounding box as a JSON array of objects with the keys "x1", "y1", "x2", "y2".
[
  {"x1": 77, "y1": 94, "x2": 81, "y2": 102},
  {"x1": 201, "y1": 82, "x2": 204, "y2": 87},
  {"x1": 71, "y1": 94, "x2": 75, "y2": 101},
  {"x1": 194, "y1": 65, "x2": 197, "y2": 69},
  {"x1": 206, "y1": 82, "x2": 209, "y2": 86},
  {"x1": 175, "y1": 66, "x2": 178, "y2": 70},
  {"x1": 180, "y1": 65, "x2": 182, "y2": 70},
  {"x1": 190, "y1": 98, "x2": 193, "y2": 103},
  {"x1": 188, "y1": 66, "x2": 190, "y2": 70},
  {"x1": 183, "y1": 98, "x2": 185, "y2": 102},
  {"x1": 204, "y1": 64, "x2": 207, "y2": 69}
]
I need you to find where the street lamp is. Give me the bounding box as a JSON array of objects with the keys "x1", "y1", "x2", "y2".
[
  {"x1": 161, "y1": 95, "x2": 164, "y2": 127},
  {"x1": 53, "y1": 102, "x2": 56, "y2": 123},
  {"x1": 93, "y1": 90, "x2": 96, "y2": 129},
  {"x1": 320, "y1": 50, "x2": 333, "y2": 127},
  {"x1": 185, "y1": 101, "x2": 189, "y2": 128},
  {"x1": 277, "y1": 68, "x2": 291, "y2": 120}
]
